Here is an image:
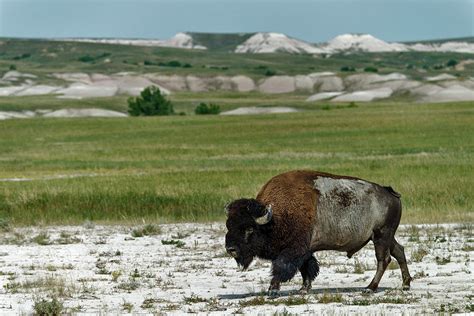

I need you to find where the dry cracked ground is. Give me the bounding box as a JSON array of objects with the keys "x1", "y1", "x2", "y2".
[{"x1": 0, "y1": 223, "x2": 472, "y2": 315}]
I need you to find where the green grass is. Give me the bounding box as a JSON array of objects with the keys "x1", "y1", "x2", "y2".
[
  {"x1": 1, "y1": 38, "x2": 473, "y2": 81},
  {"x1": 0, "y1": 101, "x2": 472, "y2": 225}
]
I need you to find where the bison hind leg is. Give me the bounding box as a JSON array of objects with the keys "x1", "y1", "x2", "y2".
[
  {"x1": 390, "y1": 238, "x2": 412, "y2": 290},
  {"x1": 299, "y1": 254, "x2": 319, "y2": 294}
]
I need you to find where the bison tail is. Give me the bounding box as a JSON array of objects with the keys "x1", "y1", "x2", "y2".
[{"x1": 384, "y1": 186, "x2": 401, "y2": 198}]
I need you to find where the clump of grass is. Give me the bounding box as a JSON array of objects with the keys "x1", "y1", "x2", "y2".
[
  {"x1": 131, "y1": 224, "x2": 161, "y2": 237},
  {"x1": 161, "y1": 239, "x2": 185, "y2": 248},
  {"x1": 6, "y1": 276, "x2": 75, "y2": 297},
  {"x1": 122, "y1": 302, "x2": 133, "y2": 313},
  {"x1": 141, "y1": 298, "x2": 160, "y2": 309},
  {"x1": 387, "y1": 261, "x2": 399, "y2": 270},
  {"x1": 411, "y1": 246, "x2": 429, "y2": 262},
  {"x1": 184, "y1": 293, "x2": 208, "y2": 304},
  {"x1": 318, "y1": 292, "x2": 344, "y2": 304},
  {"x1": 111, "y1": 270, "x2": 122, "y2": 282},
  {"x1": 32, "y1": 232, "x2": 51, "y2": 245},
  {"x1": 353, "y1": 259, "x2": 367, "y2": 274},
  {"x1": 33, "y1": 296, "x2": 64, "y2": 316},
  {"x1": 239, "y1": 296, "x2": 266, "y2": 307},
  {"x1": 435, "y1": 256, "x2": 450, "y2": 265},
  {"x1": 407, "y1": 225, "x2": 420, "y2": 242},
  {"x1": 117, "y1": 280, "x2": 140, "y2": 291},
  {"x1": 279, "y1": 296, "x2": 308, "y2": 305},
  {"x1": 0, "y1": 218, "x2": 11, "y2": 232},
  {"x1": 57, "y1": 231, "x2": 81, "y2": 244}
]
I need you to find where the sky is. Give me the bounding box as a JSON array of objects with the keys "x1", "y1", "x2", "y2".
[{"x1": 0, "y1": 0, "x2": 472, "y2": 43}]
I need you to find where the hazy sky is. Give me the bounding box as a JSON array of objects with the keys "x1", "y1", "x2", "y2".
[{"x1": 0, "y1": 0, "x2": 472, "y2": 42}]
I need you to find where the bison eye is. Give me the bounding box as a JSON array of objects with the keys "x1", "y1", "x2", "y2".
[{"x1": 244, "y1": 227, "x2": 254, "y2": 242}]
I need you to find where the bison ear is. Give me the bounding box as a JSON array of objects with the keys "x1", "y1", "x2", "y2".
[{"x1": 254, "y1": 204, "x2": 273, "y2": 225}]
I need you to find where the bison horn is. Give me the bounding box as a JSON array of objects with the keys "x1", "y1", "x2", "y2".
[
  {"x1": 224, "y1": 203, "x2": 230, "y2": 216},
  {"x1": 254, "y1": 204, "x2": 273, "y2": 225}
]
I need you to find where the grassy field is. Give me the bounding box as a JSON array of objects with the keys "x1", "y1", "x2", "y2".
[
  {"x1": 0, "y1": 100, "x2": 472, "y2": 226},
  {"x1": 1, "y1": 38, "x2": 473, "y2": 82}
]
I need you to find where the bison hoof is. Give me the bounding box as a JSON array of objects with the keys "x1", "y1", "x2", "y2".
[
  {"x1": 402, "y1": 284, "x2": 411, "y2": 291},
  {"x1": 362, "y1": 288, "x2": 375, "y2": 294},
  {"x1": 299, "y1": 286, "x2": 311, "y2": 295},
  {"x1": 267, "y1": 289, "x2": 280, "y2": 298}
]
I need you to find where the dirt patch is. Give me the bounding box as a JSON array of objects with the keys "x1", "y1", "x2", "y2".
[{"x1": 221, "y1": 106, "x2": 298, "y2": 115}]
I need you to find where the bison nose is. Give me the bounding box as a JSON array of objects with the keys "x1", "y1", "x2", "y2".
[{"x1": 226, "y1": 246, "x2": 238, "y2": 258}]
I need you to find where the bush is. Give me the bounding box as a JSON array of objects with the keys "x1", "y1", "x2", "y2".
[
  {"x1": 78, "y1": 55, "x2": 95, "y2": 63},
  {"x1": 9, "y1": 64, "x2": 16, "y2": 71},
  {"x1": 128, "y1": 86, "x2": 174, "y2": 116},
  {"x1": 264, "y1": 69, "x2": 276, "y2": 76},
  {"x1": 340, "y1": 66, "x2": 355, "y2": 72},
  {"x1": 194, "y1": 103, "x2": 221, "y2": 115},
  {"x1": 446, "y1": 59, "x2": 458, "y2": 67},
  {"x1": 364, "y1": 66, "x2": 378, "y2": 73},
  {"x1": 33, "y1": 297, "x2": 63, "y2": 316}
]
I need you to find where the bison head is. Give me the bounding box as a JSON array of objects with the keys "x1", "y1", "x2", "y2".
[{"x1": 224, "y1": 198, "x2": 273, "y2": 270}]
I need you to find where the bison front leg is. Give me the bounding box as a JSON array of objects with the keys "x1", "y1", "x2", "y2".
[
  {"x1": 269, "y1": 250, "x2": 307, "y2": 297},
  {"x1": 298, "y1": 254, "x2": 319, "y2": 294}
]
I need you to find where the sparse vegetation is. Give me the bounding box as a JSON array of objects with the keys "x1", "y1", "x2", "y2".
[
  {"x1": 161, "y1": 239, "x2": 185, "y2": 248},
  {"x1": 364, "y1": 66, "x2": 378, "y2": 72},
  {"x1": 340, "y1": 65, "x2": 355, "y2": 72},
  {"x1": 32, "y1": 232, "x2": 51, "y2": 246},
  {"x1": 194, "y1": 102, "x2": 221, "y2": 115},
  {"x1": 33, "y1": 296, "x2": 64, "y2": 316},
  {"x1": 318, "y1": 292, "x2": 344, "y2": 304},
  {"x1": 411, "y1": 246, "x2": 429, "y2": 262},
  {"x1": 131, "y1": 224, "x2": 161, "y2": 237}
]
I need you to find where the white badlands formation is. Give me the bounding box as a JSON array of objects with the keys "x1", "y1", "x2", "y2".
[
  {"x1": 234, "y1": 32, "x2": 474, "y2": 54},
  {"x1": 0, "y1": 109, "x2": 127, "y2": 120},
  {"x1": 1, "y1": 71, "x2": 474, "y2": 104},
  {"x1": 62, "y1": 32, "x2": 474, "y2": 54},
  {"x1": 221, "y1": 106, "x2": 298, "y2": 115},
  {"x1": 60, "y1": 33, "x2": 206, "y2": 50},
  {"x1": 235, "y1": 32, "x2": 325, "y2": 54}
]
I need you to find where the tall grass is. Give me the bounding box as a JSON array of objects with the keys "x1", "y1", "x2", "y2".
[{"x1": 0, "y1": 101, "x2": 472, "y2": 225}]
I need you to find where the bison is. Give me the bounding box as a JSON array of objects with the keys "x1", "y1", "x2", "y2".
[{"x1": 225, "y1": 170, "x2": 412, "y2": 295}]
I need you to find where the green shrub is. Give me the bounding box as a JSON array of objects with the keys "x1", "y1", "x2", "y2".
[
  {"x1": 194, "y1": 102, "x2": 221, "y2": 115},
  {"x1": 33, "y1": 297, "x2": 63, "y2": 316},
  {"x1": 128, "y1": 86, "x2": 174, "y2": 116},
  {"x1": 340, "y1": 66, "x2": 355, "y2": 72},
  {"x1": 264, "y1": 69, "x2": 276, "y2": 76},
  {"x1": 9, "y1": 64, "x2": 16, "y2": 71},
  {"x1": 446, "y1": 59, "x2": 458, "y2": 67},
  {"x1": 364, "y1": 66, "x2": 378, "y2": 73},
  {"x1": 78, "y1": 55, "x2": 95, "y2": 63}
]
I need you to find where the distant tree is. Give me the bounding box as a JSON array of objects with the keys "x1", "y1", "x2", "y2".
[
  {"x1": 167, "y1": 60, "x2": 182, "y2": 67},
  {"x1": 194, "y1": 102, "x2": 221, "y2": 115},
  {"x1": 265, "y1": 69, "x2": 276, "y2": 76},
  {"x1": 128, "y1": 86, "x2": 174, "y2": 116},
  {"x1": 446, "y1": 59, "x2": 458, "y2": 67},
  {"x1": 364, "y1": 66, "x2": 378, "y2": 73},
  {"x1": 78, "y1": 55, "x2": 95, "y2": 63},
  {"x1": 340, "y1": 66, "x2": 355, "y2": 72}
]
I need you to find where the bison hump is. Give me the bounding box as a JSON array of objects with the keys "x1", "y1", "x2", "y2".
[{"x1": 384, "y1": 186, "x2": 401, "y2": 198}]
